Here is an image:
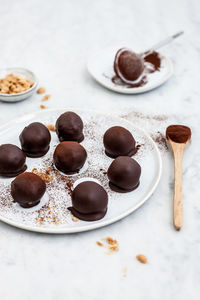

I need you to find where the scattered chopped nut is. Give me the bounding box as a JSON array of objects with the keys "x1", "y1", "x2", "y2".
[
  {"x1": 35, "y1": 204, "x2": 61, "y2": 226},
  {"x1": 32, "y1": 168, "x2": 38, "y2": 174},
  {"x1": 37, "y1": 87, "x2": 46, "y2": 94},
  {"x1": 32, "y1": 168, "x2": 51, "y2": 183},
  {"x1": 40, "y1": 104, "x2": 46, "y2": 109},
  {"x1": 61, "y1": 176, "x2": 66, "y2": 181},
  {"x1": 96, "y1": 241, "x2": 103, "y2": 247},
  {"x1": 45, "y1": 167, "x2": 52, "y2": 175},
  {"x1": 104, "y1": 236, "x2": 118, "y2": 246},
  {"x1": 123, "y1": 267, "x2": 127, "y2": 277},
  {"x1": 136, "y1": 254, "x2": 147, "y2": 264},
  {"x1": 97, "y1": 236, "x2": 119, "y2": 254},
  {"x1": 108, "y1": 244, "x2": 119, "y2": 254},
  {"x1": 72, "y1": 217, "x2": 79, "y2": 222},
  {"x1": 46, "y1": 124, "x2": 56, "y2": 132},
  {"x1": 54, "y1": 169, "x2": 59, "y2": 175},
  {"x1": 42, "y1": 94, "x2": 51, "y2": 101},
  {"x1": 0, "y1": 73, "x2": 33, "y2": 94}
]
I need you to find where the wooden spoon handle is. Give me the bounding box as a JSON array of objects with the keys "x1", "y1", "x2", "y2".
[{"x1": 173, "y1": 149, "x2": 184, "y2": 230}]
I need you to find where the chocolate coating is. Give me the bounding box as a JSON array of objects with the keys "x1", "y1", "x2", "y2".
[
  {"x1": 107, "y1": 156, "x2": 141, "y2": 193},
  {"x1": 114, "y1": 48, "x2": 144, "y2": 83},
  {"x1": 20, "y1": 122, "x2": 51, "y2": 157},
  {"x1": 68, "y1": 181, "x2": 108, "y2": 221},
  {"x1": 11, "y1": 172, "x2": 46, "y2": 208},
  {"x1": 103, "y1": 126, "x2": 136, "y2": 158},
  {"x1": 53, "y1": 141, "x2": 87, "y2": 174},
  {"x1": 56, "y1": 111, "x2": 84, "y2": 142},
  {"x1": 0, "y1": 144, "x2": 27, "y2": 177}
]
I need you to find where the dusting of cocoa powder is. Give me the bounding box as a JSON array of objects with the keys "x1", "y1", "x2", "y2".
[
  {"x1": 66, "y1": 180, "x2": 74, "y2": 196},
  {"x1": 151, "y1": 131, "x2": 168, "y2": 151},
  {"x1": 166, "y1": 125, "x2": 191, "y2": 143}
]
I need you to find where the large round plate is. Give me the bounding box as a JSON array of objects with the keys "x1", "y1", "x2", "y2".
[
  {"x1": 87, "y1": 46, "x2": 173, "y2": 94},
  {"x1": 0, "y1": 109, "x2": 162, "y2": 233}
]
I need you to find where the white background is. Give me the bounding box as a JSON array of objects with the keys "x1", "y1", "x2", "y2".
[{"x1": 0, "y1": 0, "x2": 199, "y2": 299}]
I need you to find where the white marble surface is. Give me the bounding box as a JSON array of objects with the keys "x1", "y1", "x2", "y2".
[{"x1": 0, "y1": 0, "x2": 200, "y2": 299}]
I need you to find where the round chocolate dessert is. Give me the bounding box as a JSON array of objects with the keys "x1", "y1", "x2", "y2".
[
  {"x1": 107, "y1": 156, "x2": 141, "y2": 193},
  {"x1": 56, "y1": 111, "x2": 84, "y2": 142},
  {"x1": 53, "y1": 141, "x2": 87, "y2": 174},
  {"x1": 103, "y1": 126, "x2": 136, "y2": 158},
  {"x1": 114, "y1": 48, "x2": 144, "y2": 83},
  {"x1": 0, "y1": 144, "x2": 27, "y2": 177},
  {"x1": 68, "y1": 181, "x2": 108, "y2": 221},
  {"x1": 11, "y1": 172, "x2": 46, "y2": 208},
  {"x1": 20, "y1": 122, "x2": 51, "y2": 157}
]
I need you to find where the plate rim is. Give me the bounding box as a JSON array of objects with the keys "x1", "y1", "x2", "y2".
[
  {"x1": 87, "y1": 45, "x2": 174, "y2": 94},
  {"x1": 0, "y1": 108, "x2": 162, "y2": 234}
]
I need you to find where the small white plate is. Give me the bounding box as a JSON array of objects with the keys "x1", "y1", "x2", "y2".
[
  {"x1": 87, "y1": 46, "x2": 173, "y2": 94},
  {"x1": 0, "y1": 109, "x2": 162, "y2": 234},
  {"x1": 0, "y1": 68, "x2": 38, "y2": 102}
]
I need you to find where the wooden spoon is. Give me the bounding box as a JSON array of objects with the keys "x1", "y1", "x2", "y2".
[{"x1": 166, "y1": 125, "x2": 191, "y2": 230}]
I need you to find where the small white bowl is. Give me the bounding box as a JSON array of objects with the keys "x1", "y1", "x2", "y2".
[{"x1": 0, "y1": 68, "x2": 38, "y2": 102}]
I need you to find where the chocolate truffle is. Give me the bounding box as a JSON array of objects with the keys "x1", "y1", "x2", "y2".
[
  {"x1": 56, "y1": 111, "x2": 84, "y2": 142},
  {"x1": 68, "y1": 181, "x2": 108, "y2": 221},
  {"x1": 20, "y1": 122, "x2": 51, "y2": 157},
  {"x1": 11, "y1": 172, "x2": 46, "y2": 208},
  {"x1": 103, "y1": 126, "x2": 136, "y2": 158},
  {"x1": 114, "y1": 48, "x2": 144, "y2": 83},
  {"x1": 53, "y1": 141, "x2": 87, "y2": 174},
  {"x1": 107, "y1": 156, "x2": 141, "y2": 193},
  {"x1": 0, "y1": 144, "x2": 27, "y2": 177}
]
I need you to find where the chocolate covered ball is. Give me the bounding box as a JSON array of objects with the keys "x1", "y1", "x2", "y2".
[
  {"x1": 11, "y1": 172, "x2": 46, "y2": 208},
  {"x1": 68, "y1": 181, "x2": 108, "y2": 221},
  {"x1": 0, "y1": 144, "x2": 27, "y2": 177},
  {"x1": 114, "y1": 48, "x2": 144, "y2": 83},
  {"x1": 103, "y1": 126, "x2": 136, "y2": 158},
  {"x1": 20, "y1": 122, "x2": 51, "y2": 157},
  {"x1": 53, "y1": 141, "x2": 87, "y2": 174},
  {"x1": 56, "y1": 111, "x2": 84, "y2": 142},
  {"x1": 107, "y1": 156, "x2": 141, "y2": 193}
]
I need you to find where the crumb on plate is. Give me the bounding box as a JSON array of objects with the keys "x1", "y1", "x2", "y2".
[
  {"x1": 32, "y1": 168, "x2": 53, "y2": 183},
  {"x1": 46, "y1": 124, "x2": 56, "y2": 132}
]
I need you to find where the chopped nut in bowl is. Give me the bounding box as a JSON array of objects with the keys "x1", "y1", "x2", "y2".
[{"x1": 0, "y1": 68, "x2": 38, "y2": 102}]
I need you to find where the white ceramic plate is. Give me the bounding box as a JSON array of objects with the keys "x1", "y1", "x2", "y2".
[
  {"x1": 0, "y1": 109, "x2": 162, "y2": 233},
  {"x1": 87, "y1": 46, "x2": 173, "y2": 94},
  {"x1": 0, "y1": 68, "x2": 38, "y2": 102}
]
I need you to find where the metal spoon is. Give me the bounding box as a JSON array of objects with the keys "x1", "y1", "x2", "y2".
[{"x1": 142, "y1": 31, "x2": 184, "y2": 57}]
